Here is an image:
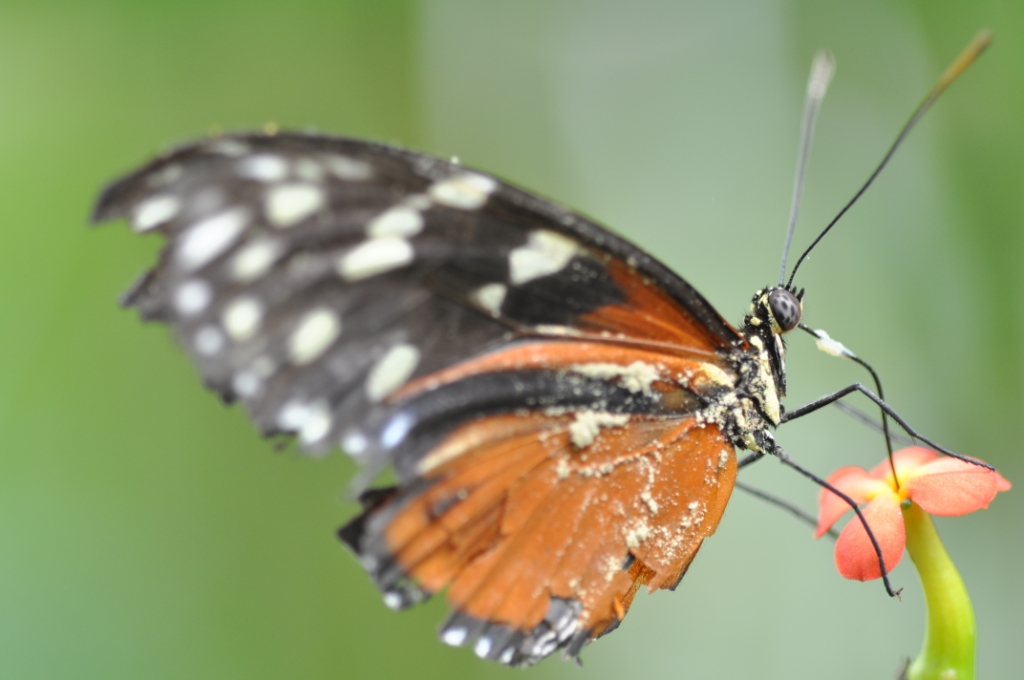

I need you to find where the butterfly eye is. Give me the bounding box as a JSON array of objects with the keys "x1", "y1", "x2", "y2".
[{"x1": 767, "y1": 288, "x2": 802, "y2": 333}]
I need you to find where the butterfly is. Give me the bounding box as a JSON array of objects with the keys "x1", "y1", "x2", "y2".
[
  {"x1": 92, "y1": 130, "x2": 799, "y2": 664},
  {"x1": 91, "y1": 32, "x2": 989, "y2": 668}
]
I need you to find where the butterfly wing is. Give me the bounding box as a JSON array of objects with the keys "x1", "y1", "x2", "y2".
[
  {"x1": 94, "y1": 131, "x2": 744, "y2": 664},
  {"x1": 342, "y1": 412, "x2": 736, "y2": 665}
]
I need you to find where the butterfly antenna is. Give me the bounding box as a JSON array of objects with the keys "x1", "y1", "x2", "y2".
[
  {"x1": 778, "y1": 51, "x2": 835, "y2": 286},
  {"x1": 786, "y1": 30, "x2": 992, "y2": 289}
]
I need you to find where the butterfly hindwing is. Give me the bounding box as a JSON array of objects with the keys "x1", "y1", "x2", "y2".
[{"x1": 340, "y1": 410, "x2": 736, "y2": 665}]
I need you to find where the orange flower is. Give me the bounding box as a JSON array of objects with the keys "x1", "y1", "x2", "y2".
[{"x1": 816, "y1": 447, "x2": 1011, "y2": 580}]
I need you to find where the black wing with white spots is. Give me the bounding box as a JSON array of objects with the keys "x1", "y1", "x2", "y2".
[{"x1": 94, "y1": 131, "x2": 739, "y2": 466}]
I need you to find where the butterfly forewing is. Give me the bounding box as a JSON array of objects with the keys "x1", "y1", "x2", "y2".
[{"x1": 94, "y1": 131, "x2": 745, "y2": 665}]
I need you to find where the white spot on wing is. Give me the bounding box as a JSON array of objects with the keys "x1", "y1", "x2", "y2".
[
  {"x1": 173, "y1": 279, "x2": 211, "y2": 316},
  {"x1": 132, "y1": 194, "x2": 180, "y2": 232},
  {"x1": 232, "y1": 371, "x2": 261, "y2": 398},
  {"x1": 323, "y1": 154, "x2": 372, "y2": 181},
  {"x1": 288, "y1": 308, "x2": 341, "y2": 364},
  {"x1": 277, "y1": 400, "x2": 311, "y2": 430},
  {"x1": 441, "y1": 627, "x2": 467, "y2": 647},
  {"x1": 146, "y1": 164, "x2": 183, "y2": 187},
  {"x1": 177, "y1": 208, "x2": 248, "y2": 271},
  {"x1": 366, "y1": 344, "x2": 420, "y2": 402},
  {"x1": 299, "y1": 402, "x2": 332, "y2": 444},
  {"x1": 222, "y1": 297, "x2": 263, "y2": 342},
  {"x1": 428, "y1": 173, "x2": 497, "y2": 210},
  {"x1": 231, "y1": 238, "x2": 282, "y2": 281},
  {"x1": 342, "y1": 429, "x2": 368, "y2": 456},
  {"x1": 294, "y1": 158, "x2": 324, "y2": 181},
  {"x1": 367, "y1": 206, "x2": 423, "y2": 238},
  {"x1": 207, "y1": 139, "x2": 250, "y2": 156},
  {"x1": 380, "y1": 412, "x2": 413, "y2": 449},
  {"x1": 474, "y1": 636, "x2": 492, "y2": 659},
  {"x1": 194, "y1": 326, "x2": 224, "y2": 356},
  {"x1": 337, "y1": 237, "x2": 414, "y2": 281},
  {"x1": 265, "y1": 183, "x2": 325, "y2": 227},
  {"x1": 508, "y1": 230, "x2": 580, "y2": 285},
  {"x1": 238, "y1": 154, "x2": 289, "y2": 182},
  {"x1": 471, "y1": 283, "x2": 507, "y2": 317},
  {"x1": 533, "y1": 635, "x2": 558, "y2": 659}
]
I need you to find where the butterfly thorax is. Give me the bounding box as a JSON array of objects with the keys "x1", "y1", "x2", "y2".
[{"x1": 704, "y1": 286, "x2": 804, "y2": 452}]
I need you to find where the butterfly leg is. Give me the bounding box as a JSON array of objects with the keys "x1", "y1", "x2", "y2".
[
  {"x1": 733, "y1": 480, "x2": 835, "y2": 537},
  {"x1": 735, "y1": 446, "x2": 838, "y2": 536},
  {"x1": 770, "y1": 445, "x2": 902, "y2": 598},
  {"x1": 737, "y1": 435, "x2": 894, "y2": 582},
  {"x1": 831, "y1": 402, "x2": 914, "y2": 448},
  {"x1": 737, "y1": 451, "x2": 764, "y2": 469},
  {"x1": 781, "y1": 383, "x2": 990, "y2": 470},
  {"x1": 737, "y1": 432, "x2": 902, "y2": 592}
]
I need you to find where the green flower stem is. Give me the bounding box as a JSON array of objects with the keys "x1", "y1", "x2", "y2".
[{"x1": 903, "y1": 501, "x2": 975, "y2": 680}]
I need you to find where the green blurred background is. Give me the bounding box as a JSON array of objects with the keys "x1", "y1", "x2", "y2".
[{"x1": 2, "y1": 1, "x2": 1021, "y2": 678}]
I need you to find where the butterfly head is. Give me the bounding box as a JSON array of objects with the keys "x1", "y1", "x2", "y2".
[
  {"x1": 744, "y1": 286, "x2": 803, "y2": 336},
  {"x1": 740, "y1": 286, "x2": 805, "y2": 402}
]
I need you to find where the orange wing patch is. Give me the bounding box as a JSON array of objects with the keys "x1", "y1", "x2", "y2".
[
  {"x1": 577, "y1": 257, "x2": 738, "y2": 351},
  {"x1": 355, "y1": 410, "x2": 736, "y2": 663}
]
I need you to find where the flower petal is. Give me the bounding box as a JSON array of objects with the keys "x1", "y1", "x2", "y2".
[
  {"x1": 834, "y1": 494, "x2": 905, "y2": 581},
  {"x1": 904, "y1": 457, "x2": 1008, "y2": 516},
  {"x1": 816, "y1": 466, "x2": 890, "y2": 538},
  {"x1": 868, "y1": 446, "x2": 937, "y2": 484}
]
